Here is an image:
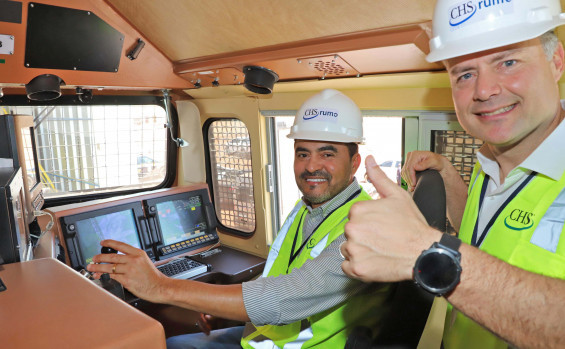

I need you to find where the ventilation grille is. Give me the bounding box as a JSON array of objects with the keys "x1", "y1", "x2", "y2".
[
  {"x1": 298, "y1": 54, "x2": 358, "y2": 78},
  {"x1": 313, "y1": 60, "x2": 347, "y2": 75},
  {"x1": 433, "y1": 130, "x2": 483, "y2": 184}
]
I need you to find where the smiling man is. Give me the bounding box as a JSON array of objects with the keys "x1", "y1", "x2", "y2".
[
  {"x1": 88, "y1": 89, "x2": 391, "y2": 349},
  {"x1": 341, "y1": 1, "x2": 565, "y2": 349},
  {"x1": 294, "y1": 142, "x2": 360, "y2": 206}
]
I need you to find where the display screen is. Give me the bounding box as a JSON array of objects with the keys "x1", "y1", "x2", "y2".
[
  {"x1": 156, "y1": 195, "x2": 208, "y2": 246},
  {"x1": 75, "y1": 209, "x2": 142, "y2": 264}
]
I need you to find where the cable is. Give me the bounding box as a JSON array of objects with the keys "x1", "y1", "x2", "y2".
[
  {"x1": 161, "y1": 89, "x2": 188, "y2": 148},
  {"x1": 30, "y1": 210, "x2": 55, "y2": 242},
  {"x1": 192, "y1": 241, "x2": 221, "y2": 256}
]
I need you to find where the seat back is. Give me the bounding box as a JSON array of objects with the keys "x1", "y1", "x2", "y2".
[
  {"x1": 412, "y1": 169, "x2": 447, "y2": 232},
  {"x1": 346, "y1": 169, "x2": 446, "y2": 349}
]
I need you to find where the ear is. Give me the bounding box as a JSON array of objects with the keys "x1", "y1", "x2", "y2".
[
  {"x1": 351, "y1": 153, "x2": 362, "y2": 177},
  {"x1": 550, "y1": 42, "x2": 565, "y2": 82}
]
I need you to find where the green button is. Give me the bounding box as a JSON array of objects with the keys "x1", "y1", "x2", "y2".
[{"x1": 0, "y1": 59, "x2": 5, "y2": 64}]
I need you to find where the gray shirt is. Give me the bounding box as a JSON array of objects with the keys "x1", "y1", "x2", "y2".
[{"x1": 242, "y1": 178, "x2": 378, "y2": 326}]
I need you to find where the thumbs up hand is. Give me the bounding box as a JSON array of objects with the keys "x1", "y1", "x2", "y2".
[{"x1": 341, "y1": 156, "x2": 441, "y2": 283}]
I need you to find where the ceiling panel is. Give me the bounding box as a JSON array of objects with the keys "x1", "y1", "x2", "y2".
[{"x1": 106, "y1": 0, "x2": 436, "y2": 62}]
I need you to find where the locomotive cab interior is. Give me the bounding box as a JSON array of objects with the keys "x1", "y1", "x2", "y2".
[{"x1": 2, "y1": 0, "x2": 565, "y2": 347}]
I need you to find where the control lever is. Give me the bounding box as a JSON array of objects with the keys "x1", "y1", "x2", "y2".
[
  {"x1": 94, "y1": 246, "x2": 125, "y2": 300},
  {"x1": 101, "y1": 246, "x2": 118, "y2": 254}
]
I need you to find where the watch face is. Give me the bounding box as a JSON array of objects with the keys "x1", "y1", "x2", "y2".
[{"x1": 414, "y1": 250, "x2": 460, "y2": 293}]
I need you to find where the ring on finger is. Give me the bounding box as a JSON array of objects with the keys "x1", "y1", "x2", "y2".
[
  {"x1": 339, "y1": 241, "x2": 346, "y2": 259},
  {"x1": 112, "y1": 264, "x2": 117, "y2": 274}
]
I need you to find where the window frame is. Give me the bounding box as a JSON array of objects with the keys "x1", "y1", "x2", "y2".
[
  {"x1": 0, "y1": 94, "x2": 178, "y2": 208},
  {"x1": 202, "y1": 117, "x2": 256, "y2": 237}
]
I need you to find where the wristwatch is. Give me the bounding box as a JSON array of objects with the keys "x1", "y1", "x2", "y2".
[{"x1": 413, "y1": 233, "x2": 462, "y2": 296}]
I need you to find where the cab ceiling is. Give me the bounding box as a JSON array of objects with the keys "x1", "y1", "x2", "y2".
[{"x1": 105, "y1": 0, "x2": 443, "y2": 89}]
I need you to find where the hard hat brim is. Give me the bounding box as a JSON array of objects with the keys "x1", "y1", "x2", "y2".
[
  {"x1": 287, "y1": 130, "x2": 363, "y2": 144},
  {"x1": 427, "y1": 16, "x2": 565, "y2": 62}
]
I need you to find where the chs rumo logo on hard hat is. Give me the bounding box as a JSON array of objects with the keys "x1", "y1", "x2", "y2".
[
  {"x1": 449, "y1": 0, "x2": 513, "y2": 28},
  {"x1": 302, "y1": 108, "x2": 339, "y2": 122},
  {"x1": 428, "y1": 0, "x2": 565, "y2": 62},
  {"x1": 288, "y1": 89, "x2": 363, "y2": 143}
]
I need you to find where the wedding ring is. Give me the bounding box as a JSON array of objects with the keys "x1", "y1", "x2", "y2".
[{"x1": 339, "y1": 241, "x2": 346, "y2": 259}]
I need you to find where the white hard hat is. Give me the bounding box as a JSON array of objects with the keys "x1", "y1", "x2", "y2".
[
  {"x1": 427, "y1": 0, "x2": 565, "y2": 62},
  {"x1": 287, "y1": 89, "x2": 363, "y2": 143}
]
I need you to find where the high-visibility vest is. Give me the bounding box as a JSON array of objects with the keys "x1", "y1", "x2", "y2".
[
  {"x1": 241, "y1": 188, "x2": 391, "y2": 348},
  {"x1": 443, "y1": 164, "x2": 565, "y2": 349}
]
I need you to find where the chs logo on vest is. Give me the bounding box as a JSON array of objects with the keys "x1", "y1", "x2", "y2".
[
  {"x1": 504, "y1": 209, "x2": 535, "y2": 231},
  {"x1": 449, "y1": 0, "x2": 512, "y2": 27},
  {"x1": 307, "y1": 238, "x2": 317, "y2": 249},
  {"x1": 302, "y1": 108, "x2": 339, "y2": 121}
]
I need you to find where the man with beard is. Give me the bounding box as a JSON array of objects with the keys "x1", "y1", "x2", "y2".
[{"x1": 88, "y1": 89, "x2": 391, "y2": 348}]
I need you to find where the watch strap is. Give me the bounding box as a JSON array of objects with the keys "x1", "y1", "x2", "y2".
[{"x1": 439, "y1": 233, "x2": 461, "y2": 254}]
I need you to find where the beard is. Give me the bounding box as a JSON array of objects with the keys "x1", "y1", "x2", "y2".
[{"x1": 297, "y1": 170, "x2": 348, "y2": 206}]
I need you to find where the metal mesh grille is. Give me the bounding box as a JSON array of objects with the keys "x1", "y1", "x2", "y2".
[
  {"x1": 208, "y1": 119, "x2": 255, "y2": 233},
  {"x1": 5, "y1": 105, "x2": 167, "y2": 198},
  {"x1": 433, "y1": 130, "x2": 483, "y2": 184},
  {"x1": 313, "y1": 60, "x2": 347, "y2": 75}
]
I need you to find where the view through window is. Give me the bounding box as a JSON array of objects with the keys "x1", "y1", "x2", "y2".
[{"x1": 2, "y1": 104, "x2": 168, "y2": 198}]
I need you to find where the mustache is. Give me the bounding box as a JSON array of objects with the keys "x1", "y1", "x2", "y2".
[{"x1": 300, "y1": 170, "x2": 331, "y2": 181}]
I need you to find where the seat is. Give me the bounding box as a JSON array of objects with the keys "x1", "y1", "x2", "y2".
[{"x1": 345, "y1": 169, "x2": 446, "y2": 349}]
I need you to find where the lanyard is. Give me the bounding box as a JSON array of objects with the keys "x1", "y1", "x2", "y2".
[
  {"x1": 287, "y1": 189, "x2": 362, "y2": 272},
  {"x1": 471, "y1": 171, "x2": 537, "y2": 247}
]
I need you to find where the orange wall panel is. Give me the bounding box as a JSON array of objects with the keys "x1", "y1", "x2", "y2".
[{"x1": 0, "y1": 0, "x2": 190, "y2": 91}]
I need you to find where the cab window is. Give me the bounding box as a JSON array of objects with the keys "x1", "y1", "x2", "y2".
[
  {"x1": 205, "y1": 118, "x2": 256, "y2": 235},
  {"x1": 1, "y1": 96, "x2": 171, "y2": 200}
]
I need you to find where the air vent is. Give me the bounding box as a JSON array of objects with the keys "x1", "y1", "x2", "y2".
[
  {"x1": 298, "y1": 54, "x2": 358, "y2": 79},
  {"x1": 313, "y1": 60, "x2": 346, "y2": 75}
]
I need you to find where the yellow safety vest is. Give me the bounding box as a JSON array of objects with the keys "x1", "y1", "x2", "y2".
[
  {"x1": 443, "y1": 164, "x2": 565, "y2": 349},
  {"x1": 241, "y1": 188, "x2": 391, "y2": 348}
]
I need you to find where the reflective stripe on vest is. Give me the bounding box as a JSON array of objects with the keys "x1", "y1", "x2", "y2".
[
  {"x1": 443, "y1": 164, "x2": 565, "y2": 349},
  {"x1": 241, "y1": 188, "x2": 390, "y2": 348}
]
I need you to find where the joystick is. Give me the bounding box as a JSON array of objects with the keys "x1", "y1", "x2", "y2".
[
  {"x1": 100, "y1": 246, "x2": 117, "y2": 282},
  {"x1": 95, "y1": 245, "x2": 125, "y2": 300},
  {"x1": 101, "y1": 246, "x2": 118, "y2": 254}
]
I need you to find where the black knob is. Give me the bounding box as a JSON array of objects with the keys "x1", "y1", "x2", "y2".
[{"x1": 101, "y1": 246, "x2": 118, "y2": 254}]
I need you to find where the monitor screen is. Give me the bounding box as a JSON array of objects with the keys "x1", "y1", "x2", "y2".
[
  {"x1": 0, "y1": 167, "x2": 29, "y2": 264},
  {"x1": 156, "y1": 195, "x2": 207, "y2": 246},
  {"x1": 75, "y1": 209, "x2": 142, "y2": 264}
]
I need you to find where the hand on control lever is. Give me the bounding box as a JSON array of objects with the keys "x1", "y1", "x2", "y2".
[
  {"x1": 97, "y1": 246, "x2": 125, "y2": 300},
  {"x1": 100, "y1": 246, "x2": 118, "y2": 281},
  {"x1": 87, "y1": 240, "x2": 170, "y2": 304}
]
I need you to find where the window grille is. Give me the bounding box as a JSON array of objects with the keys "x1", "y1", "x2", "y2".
[
  {"x1": 4, "y1": 104, "x2": 167, "y2": 198},
  {"x1": 207, "y1": 119, "x2": 255, "y2": 233},
  {"x1": 433, "y1": 130, "x2": 483, "y2": 184}
]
